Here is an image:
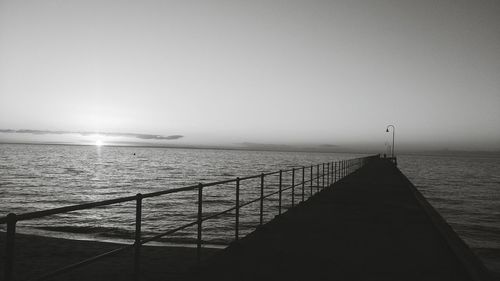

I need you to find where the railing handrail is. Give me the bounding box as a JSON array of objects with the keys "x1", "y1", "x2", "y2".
[
  {"x1": 0, "y1": 165, "x2": 325, "y2": 224},
  {"x1": 0, "y1": 157, "x2": 378, "y2": 224},
  {"x1": 1, "y1": 154, "x2": 379, "y2": 281}
]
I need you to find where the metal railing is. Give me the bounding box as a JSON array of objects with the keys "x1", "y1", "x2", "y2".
[{"x1": 1, "y1": 155, "x2": 377, "y2": 281}]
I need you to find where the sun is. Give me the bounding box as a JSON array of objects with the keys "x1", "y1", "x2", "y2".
[{"x1": 95, "y1": 139, "x2": 104, "y2": 146}]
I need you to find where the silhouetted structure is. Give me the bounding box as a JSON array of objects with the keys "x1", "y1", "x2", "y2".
[
  {"x1": 1, "y1": 156, "x2": 492, "y2": 280},
  {"x1": 1, "y1": 156, "x2": 371, "y2": 281},
  {"x1": 192, "y1": 157, "x2": 492, "y2": 281}
]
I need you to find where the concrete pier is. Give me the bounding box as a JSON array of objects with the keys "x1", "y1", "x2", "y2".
[{"x1": 193, "y1": 158, "x2": 493, "y2": 281}]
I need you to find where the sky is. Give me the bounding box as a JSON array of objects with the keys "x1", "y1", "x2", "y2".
[{"x1": 1, "y1": 0, "x2": 499, "y2": 151}]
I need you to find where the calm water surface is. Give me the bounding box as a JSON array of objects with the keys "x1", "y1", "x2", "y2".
[
  {"x1": 1, "y1": 144, "x2": 499, "y2": 275},
  {"x1": 398, "y1": 154, "x2": 500, "y2": 275},
  {"x1": 0, "y1": 144, "x2": 360, "y2": 245}
]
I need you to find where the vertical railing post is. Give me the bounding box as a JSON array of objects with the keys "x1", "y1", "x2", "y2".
[
  {"x1": 327, "y1": 162, "x2": 330, "y2": 187},
  {"x1": 322, "y1": 163, "x2": 325, "y2": 189},
  {"x1": 278, "y1": 170, "x2": 282, "y2": 215},
  {"x1": 197, "y1": 184, "x2": 203, "y2": 266},
  {"x1": 316, "y1": 165, "x2": 320, "y2": 192},
  {"x1": 301, "y1": 166, "x2": 305, "y2": 202},
  {"x1": 291, "y1": 168, "x2": 295, "y2": 208},
  {"x1": 235, "y1": 178, "x2": 240, "y2": 241},
  {"x1": 310, "y1": 165, "x2": 313, "y2": 196},
  {"x1": 328, "y1": 162, "x2": 333, "y2": 185},
  {"x1": 331, "y1": 162, "x2": 334, "y2": 183},
  {"x1": 134, "y1": 193, "x2": 143, "y2": 281},
  {"x1": 4, "y1": 213, "x2": 17, "y2": 281},
  {"x1": 333, "y1": 162, "x2": 335, "y2": 182},
  {"x1": 259, "y1": 173, "x2": 264, "y2": 226},
  {"x1": 334, "y1": 162, "x2": 337, "y2": 182}
]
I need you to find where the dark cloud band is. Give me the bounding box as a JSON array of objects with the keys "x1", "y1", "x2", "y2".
[{"x1": 0, "y1": 129, "x2": 183, "y2": 140}]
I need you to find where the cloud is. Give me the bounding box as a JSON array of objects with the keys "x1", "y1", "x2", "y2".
[{"x1": 0, "y1": 129, "x2": 183, "y2": 140}]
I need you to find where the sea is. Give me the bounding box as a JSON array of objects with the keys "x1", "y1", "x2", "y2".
[{"x1": 0, "y1": 143, "x2": 499, "y2": 275}]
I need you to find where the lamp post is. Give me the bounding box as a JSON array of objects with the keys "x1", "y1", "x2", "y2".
[{"x1": 386, "y1": 125, "x2": 395, "y2": 158}]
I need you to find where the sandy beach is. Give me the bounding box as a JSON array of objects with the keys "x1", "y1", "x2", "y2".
[{"x1": 0, "y1": 232, "x2": 220, "y2": 281}]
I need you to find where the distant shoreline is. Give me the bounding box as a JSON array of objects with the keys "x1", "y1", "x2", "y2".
[{"x1": 1, "y1": 141, "x2": 500, "y2": 157}]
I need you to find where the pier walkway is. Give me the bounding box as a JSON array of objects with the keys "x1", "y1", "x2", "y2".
[{"x1": 193, "y1": 158, "x2": 492, "y2": 281}]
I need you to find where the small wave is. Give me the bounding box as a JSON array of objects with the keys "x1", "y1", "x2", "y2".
[
  {"x1": 159, "y1": 166, "x2": 176, "y2": 171},
  {"x1": 474, "y1": 247, "x2": 500, "y2": 259},
  {"x1": 202, "y1": 211, "x2": 235, "y2": 219},
  {"x1": 459, "y1": 223, "x2": 500, "y2": 236},
  {"x1": 64, "y1": 167, "x2": 85, "y2": 175},
  {"x1": 36, "y1": 226, "x2": 134, "y2": 239},
  {"x1": 203, "y1": 199, "x2": 233, "y2": 205}
]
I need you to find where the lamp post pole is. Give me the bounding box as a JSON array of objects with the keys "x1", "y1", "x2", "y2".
[{"x1": 386, "y1": 125, "x2": 395, "y2": 158}]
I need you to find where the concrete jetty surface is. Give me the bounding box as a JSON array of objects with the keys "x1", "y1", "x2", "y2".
[{"x1": 192, "y1": 158, "x2": 493, "y2": 281}]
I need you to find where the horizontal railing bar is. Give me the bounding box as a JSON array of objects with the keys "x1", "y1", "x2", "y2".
[
  {"x1": 30, "y1": 244, "x2": 133, "y2": 281},
  {"x1": 237, "y1": 178, "x2": 318, "y2": 192},
  {"x1": 199, "y1": 178, "x2": 238, "y2": 187},
  {"x1": 29, "y1": 163, "x2": 345, "y2": 224},
  {"x1": 0, "y1": 158, "x2": 367, "y2": 224},
  {"x1": 142, "y1": 176, "x2": 328, "y2": 245},
  {"x1": 202, "y1": 178, "x2": 323, "y2": 222},
  {"x1": 235, "y1": 180, "x2": 328, "y2": 215},
  {"x1": 201, "y1": 206, "x2": 238, "y2": 222},
  {"x1": 263, "y1": 189, "x2": 282, "y2": 199},
  {"x1": 281, "y1": 185, "x2": 295, "y2": 193},
  {"x1": 238, "y1": 173, "x2": 269, "y2": 181},
  {"x1": 13, "y1": 195, "x2": 138, "y2": 222},
  {"x1": 200, "y1": 170, "x2": 280, "y2": 187},
  {"x1": 239, "y1": 196, "x2": 265, "y2": 209},
  {"x1": 203, "y1": 180, "x2": 322, "y2": 225},
  {"x1": 141, "y1": 184, "x2": 199, "y2": 199},
  {"x1": 284, "y1": 179, "x2": 317, "y2": 191},
  {"x1": 11, "y1": 184, "x2": 204, "y2": 222}
]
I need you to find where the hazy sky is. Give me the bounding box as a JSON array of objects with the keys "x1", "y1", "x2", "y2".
[{"x1": 1, "y1": 0, "x2": 499, "y2": 150}]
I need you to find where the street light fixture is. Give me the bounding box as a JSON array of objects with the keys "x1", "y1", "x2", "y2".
[{"x1": 386, "y1": 125, "x2": 395, "y2": 158}]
